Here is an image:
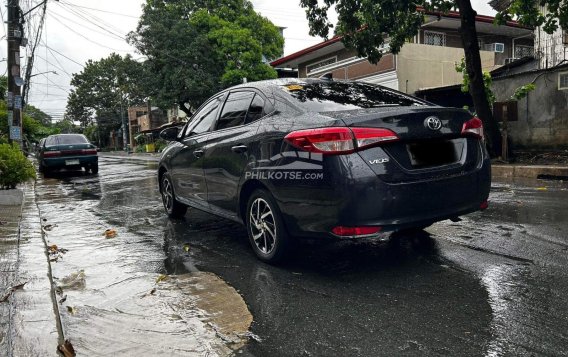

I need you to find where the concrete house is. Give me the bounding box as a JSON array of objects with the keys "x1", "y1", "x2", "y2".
[
  {"x1": 127, "y1": 106, "x2": 168, "y2": 149},
  {"x1": 270, "y1": 11, "x2": 533, "y2": 96}
]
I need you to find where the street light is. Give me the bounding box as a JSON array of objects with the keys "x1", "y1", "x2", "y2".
[{"x1": 29, "y1": 70, "x2": 58, "y2": 79}]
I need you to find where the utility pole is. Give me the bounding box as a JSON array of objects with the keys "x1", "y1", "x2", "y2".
[{"x1": 7, "y1": 0, "x2": 24, "y2": 147}]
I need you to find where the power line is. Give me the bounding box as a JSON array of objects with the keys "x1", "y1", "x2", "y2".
[
  {"x1": 34, "y1": 53, "x2": 73, "y2": 77},
  {"x1": 50, "y1": 8, "x2": 125, "y2": 41},
  {"x1": 57, "y1": 1, "x2": 139, "y2": 19},
  {"x1": 57, "y1": 0, "x2": 130, "y2": 39},
  {"x1": 47, "y1": 13, "x2": 132, "y2": 52},
  {"x1": 39, "y1": 41, "x2": 84, "y2": 67}
]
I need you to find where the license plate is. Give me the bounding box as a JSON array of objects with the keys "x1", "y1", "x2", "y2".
[{"x1": 65, "y1": 159, "x2": 80, "y2": 166}]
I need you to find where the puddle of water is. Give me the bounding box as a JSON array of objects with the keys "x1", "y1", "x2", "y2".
[{"x1": 35, "y1": 161, "x2": 253, "y2": 356}]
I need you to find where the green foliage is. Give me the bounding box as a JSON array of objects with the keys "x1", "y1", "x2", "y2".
[
  {"x1": 511, "y1": 83, "x2": 536, "y2": 101},
  {"x1": 0, "y1": 142, "x2": 36, "y2": 189},
  {"x1": 496, "y1": 1, "x2": 568, "y2": 35},
  {"x1": 66, "y1": 53, "x2": 147, "y2": 127},
  {"x1": 83, "y1": 124, "x2": 99, "y2": 143},
  {"x1": 455, "y1": 58, "x2": 495, "y2": 107},
  {"x1": 24, "y1": 104, "x2": 53, "y2": 126},
  {"x1": 154, "y1": 138, "x2": 168, "y2": 152},
  {"x1": 0, "y1": 76, "x2": 7, "y2": 100},
  {"x1": 128, "y1": 0, "x2": 283, "y2": 112}
]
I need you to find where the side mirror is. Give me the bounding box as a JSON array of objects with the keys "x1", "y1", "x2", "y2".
[{"x1": 160, "y1": 127, "x2": 180, "y2": 141}]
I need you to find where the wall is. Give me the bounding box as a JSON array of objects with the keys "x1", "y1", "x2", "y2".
[
  {"x1": 396, "y1": 43, "x2": 496, "y2": 94},
  {"x1": 492, "y1": 66, "x2": 568, "y2": 148}
]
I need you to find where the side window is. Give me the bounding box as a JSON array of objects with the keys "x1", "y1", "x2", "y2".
[
  {"x1": 246, "y1": 94, "x2": 266, "y2": 123},
  {"x1": 185, "y1": 97, "x2": 222, "y2": 137},
  {"x1": 216, "y1": 91, "x2": 255, "y2": 130}
]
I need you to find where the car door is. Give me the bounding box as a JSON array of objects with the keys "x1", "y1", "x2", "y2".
[
  {"x1": 202, "y1": 90, "x2": 270, "y2": 218},
  {"x1": 169, "y1": 95, "x2": 223, "y2": 209}
]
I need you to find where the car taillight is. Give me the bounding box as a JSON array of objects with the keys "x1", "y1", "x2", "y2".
[
  {"x1": 81, "y1": 149, "x2": 97, "y2": 155},
  {"x1": 43, "y1": 151, "x2": 61, "y2": 157},
  {"x1": 331, "y1": 226, "x2": 382, "y2": 237},
  {"x1": 284, "y1": 127, "x2": 399, "y2": 154},
  {"x1": 351, "y1": 128, "x2": 400, "y2": 149},
  {"x1": 461, "y1": 117, "x2": 484, "y2": 140}
]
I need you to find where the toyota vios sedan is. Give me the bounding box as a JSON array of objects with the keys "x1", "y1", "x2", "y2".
[
  {"x1": 158, "y1": 79, "x2": 490, "y2": 263},
  {"x1": 38, "y1": 134, "x2": 98, "y2": 174}
]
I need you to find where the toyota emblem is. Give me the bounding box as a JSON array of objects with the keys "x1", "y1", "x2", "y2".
[{"x1": 425, "y1": 116, "x2": 442, "y2": 131}]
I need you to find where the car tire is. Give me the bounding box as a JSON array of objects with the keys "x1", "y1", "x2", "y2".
[
  {"x1": 246, "y1": 189, "x2": 293, "y2": 263},
  {"x1": 160, "y1": 171, "x2": 187, "y2": 219},
  {"x1": 90, "y1": 163, "x2": 99, "y2": 174}
]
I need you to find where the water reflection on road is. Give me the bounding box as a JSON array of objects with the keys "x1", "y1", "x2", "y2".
[{"x1": 36, "y1": 158, "x2": 568, "y2": 356}]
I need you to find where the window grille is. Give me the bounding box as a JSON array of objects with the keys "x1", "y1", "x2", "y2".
[{"x1": 424, "y1": 31, "x2": 446, "y2": 46}]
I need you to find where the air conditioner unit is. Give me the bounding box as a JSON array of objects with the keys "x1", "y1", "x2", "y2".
[{"x1": 484, "y1": 43, "x2": 505, "y2": 53}]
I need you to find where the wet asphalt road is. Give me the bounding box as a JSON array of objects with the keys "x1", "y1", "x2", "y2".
[{"x1": 36, "y1": 157, "x2": 568, "y2": 356}]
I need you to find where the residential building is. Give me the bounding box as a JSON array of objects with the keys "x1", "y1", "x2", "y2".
[
  {"x1": 127, "y1": 106, "x2": 167, "y2": 148},
  {"x1": 490, "y1": 0, "x2": 568, "y2": 69},
  {"x1": 270, "y1": 11, "x2": 533, "y2": 95}
]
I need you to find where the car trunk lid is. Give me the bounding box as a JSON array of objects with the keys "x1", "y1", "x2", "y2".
[{"x1": 322, "y1": 106, "x2": 485, "y2": 182}]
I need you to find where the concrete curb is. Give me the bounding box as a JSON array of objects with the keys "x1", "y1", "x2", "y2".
[
  {"x1": 0, "y1": 189, "x2": 24, "y2": 206},
  {"x1": 492, "y1": 164, "x2": 568, "y2": 179}
]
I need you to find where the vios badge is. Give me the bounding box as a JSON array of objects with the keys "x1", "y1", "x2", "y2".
[{"x1": 425, "y1": 116, "x2": 442, "y2": 131}]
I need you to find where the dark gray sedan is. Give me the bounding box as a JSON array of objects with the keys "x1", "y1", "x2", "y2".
[{"x1": 158, "y1": 79, "x2": 491, "y2": 263}]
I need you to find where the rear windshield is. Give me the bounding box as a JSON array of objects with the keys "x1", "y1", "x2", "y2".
[
  {"x1": 45, "y1": 135, "x2": 89, "y2": 146},
  {"x1": 280, "y1": 81, "x2": 426, "y2": 112}
]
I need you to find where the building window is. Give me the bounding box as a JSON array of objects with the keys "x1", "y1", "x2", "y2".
[
  {"x1": 559, "y1": 72, "x2": 568, "y2": 90},
  {"x1": 514, "y1": 45, "x2": 534, "y2": 58},
  {"x1": 306, "y1": 56, "x2": 337, "y2": 74},
  {"x1": 424, "y1": 31, "x2": 446, "y2": 47}
]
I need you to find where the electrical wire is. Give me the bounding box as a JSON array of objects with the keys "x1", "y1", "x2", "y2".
[
  {"x1": 39, "y1": 41, "x2": 84, "y2": 67},
  {"x1": 46, "y1": 13, "x2": 133, "y2": 52},
  {"x1": 54, "y1": 2, "x2": 139, "y2": 19}
]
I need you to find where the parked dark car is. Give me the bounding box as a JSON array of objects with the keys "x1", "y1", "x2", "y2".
[
  {"x1": 158, "y1": 79, "x2": 490, "y2": 263},
  {"x1": 38, "y1": 134, "x2": 98, "y2": 174}
]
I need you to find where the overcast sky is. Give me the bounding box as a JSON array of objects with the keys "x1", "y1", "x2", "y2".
[{"x1": 0, "y1": 0, "x2": 496, "y2": 120}]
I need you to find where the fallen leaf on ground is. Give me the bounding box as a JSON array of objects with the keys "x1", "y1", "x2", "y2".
[
  {"x1": 183, "y1": 244, "x2": 190, "y2": 252},
  {"x1": 57, "y1": 340, "x2": 76, "y2": 357},
  {"x1": 0, "y1": 282, "x2": 27, "y2": 303},
  {"x1": 59, "y1": 295, "x2": 67, "y2": 304},
  {"x1": 48, "y1": 244, "x2": 58, "y2": 253},
  {"x1": 103, "y1": 229, "x2": 117, "y2": 238},
  {"x1": 67, "y1": 306, "x2": 76, "y2": 315},
  {"x1": 536, "y1": 187, "x2": 548, "y2": 191},
  {"x1": 140, "y1": 287, "x2": 157, "y2": 298},
  {"x1": 155, "y1": 274, "x2": 168, "y2": 284},
  {"x1": 43, "y1": 224, "x2": 57, "y2": 231},
  {"x1": 58, "y1": 270, "x2": 86, "y2": 290}
]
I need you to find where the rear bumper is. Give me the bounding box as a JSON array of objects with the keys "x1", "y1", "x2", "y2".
[
  {"x1": 272, "y1": 152, "x2": 490, "y2": 238},
  {"x1": 42, "y1": 155, "x2": 98, "y2": 168}
]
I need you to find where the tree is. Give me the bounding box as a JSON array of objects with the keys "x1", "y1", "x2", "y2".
[
  {"x1": 128, "y1": 0, "x2": 283, "y2": 115},
  {"x1": 66, "y1": 53, "x2": 147, "y2": 128}
]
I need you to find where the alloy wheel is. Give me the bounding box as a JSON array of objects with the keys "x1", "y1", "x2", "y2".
[
  {"x1": 249, "y1": 197, "x2": 277, "y2": 255},
  {"x1": 162, "y1": 176, "x2": 173, "y2": 212}
]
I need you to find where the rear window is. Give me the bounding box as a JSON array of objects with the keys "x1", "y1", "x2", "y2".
[
  {"x1": 45, "y1": 135, "x2": 89, "y2": 146},
  {"x1": 280, "y1": 81, "x2": 426, "y2": 112}
]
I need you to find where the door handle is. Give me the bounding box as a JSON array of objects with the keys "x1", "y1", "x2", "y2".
[
  {"x1": 193, "y1": 149, "x2": 204, "y2": 158},
  {"x1": 231, "y1": 145, "x2": 248, "y2": 154}
]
